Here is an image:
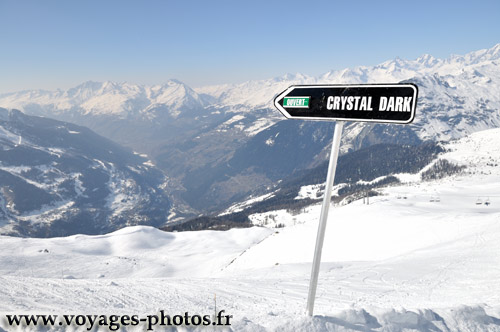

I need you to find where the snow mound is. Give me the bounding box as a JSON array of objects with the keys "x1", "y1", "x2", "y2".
[
  {"x1": 277, "y1": 306, "x2": 500, "y2": 332},
  {"x1": 0, "y1": 226, "x2": 273, "y2": 278}
]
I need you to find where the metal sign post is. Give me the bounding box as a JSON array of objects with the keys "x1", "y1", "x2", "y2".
[
  {"x1": 273, "y1": 83, "x2": 418, "y2": 317},
  {"x1": 306, "y1": 120, "x2": 344, "y2": 316}
]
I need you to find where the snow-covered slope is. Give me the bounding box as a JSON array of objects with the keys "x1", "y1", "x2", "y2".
[
  {"x1": 247, "y1": 127, "x2": 500, "y2": 230},
  {"x1": 1, "y1": 128, "x2": 500, "y2": 331},
  {"x1": 0, "y1": 226, "x2": 273, "y2": 279},
  {"x1": 0, "y1": 108, "x2": 172, "y2": 237}
]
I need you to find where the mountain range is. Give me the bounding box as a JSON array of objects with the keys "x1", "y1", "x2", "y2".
[{"x1": 1, "y1": 43, "x2": 499, "y2": 216}]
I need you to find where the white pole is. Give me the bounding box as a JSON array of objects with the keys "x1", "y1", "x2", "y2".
[{"x1": 306, "y1": 121, "x2": 344, "y2": 316}]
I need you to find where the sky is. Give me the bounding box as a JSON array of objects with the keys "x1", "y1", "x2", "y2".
[{"x1": 0, "y1": 0, "x2": 500, "y2": 93}]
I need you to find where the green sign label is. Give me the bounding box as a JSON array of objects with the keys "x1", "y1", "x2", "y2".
[{"x1": 283, "y1": 96, "x2": 309, "y2": 108}]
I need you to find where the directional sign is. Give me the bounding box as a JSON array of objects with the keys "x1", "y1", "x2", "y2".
[
  {"x1": 275, "y1": 83, "x2": 419, "y2": 316},
  {"x1": 274, "y1": 83, "x2": 418, "y2": 124}
]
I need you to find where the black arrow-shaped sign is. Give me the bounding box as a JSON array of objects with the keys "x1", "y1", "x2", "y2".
[{"x1": 274, "y1": 83, "x2": 418, "y2": 124}]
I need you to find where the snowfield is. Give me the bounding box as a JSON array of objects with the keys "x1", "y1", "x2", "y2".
[{"x1": 1, "y1": 129, "x2": 500, "y2": 331}]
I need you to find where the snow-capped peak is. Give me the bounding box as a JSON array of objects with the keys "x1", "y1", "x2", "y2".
[
  {"x1": 0, "y1": 79, "x2": 206, "y2": 119},
  {"x1": 415, "y1": 53, "x2": 439, "y2": 67},
  {"x1": 194, "y1": 43, "x2": 500, "y2": 111}
]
